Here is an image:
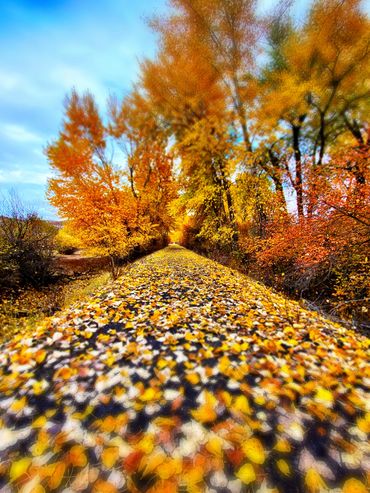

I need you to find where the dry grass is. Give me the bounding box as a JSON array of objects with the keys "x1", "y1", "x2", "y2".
[
  {"x1": 62, "y1": 271, "x2": 111, "y2": 307},
  {"x1": 0, "y1": 270, "x2": 111, "y2": 343}
]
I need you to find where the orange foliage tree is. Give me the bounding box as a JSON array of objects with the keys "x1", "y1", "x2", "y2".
[
  {"x1": 257, "y1": 0, "x2": 369, "y2": 218},
  {"x1": 141, "y1": 15, "x2": 240, "y2": 251},
  {"x1": 253, "y1": 138, "x2": 369, "y2": 320},
  {"x1": 47, "y1": 90, "x2": 176, "y2": 276},
  {"x1": 139, "y1": 0, "x2": 369, "y2": 321}
]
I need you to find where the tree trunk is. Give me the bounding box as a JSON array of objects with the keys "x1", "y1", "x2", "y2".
[
  {"x1": 217, "y1": 157, "x2": 239, "y2": 241},
  {"x1": 317, "y1": 111, "x2": 326, "y2": 165},
  {"x1": 109, "y1": 255, "x2": 120, "y2": 280},
  {"x1": 267, "y1": 149, "x2": 288, "y2": 212},
  {"x1": 232, "y1": 76, "x2": 252, "y2": 154},
  {"x1": 292, "y1": 121, "x2": 305, "y2": 219}
]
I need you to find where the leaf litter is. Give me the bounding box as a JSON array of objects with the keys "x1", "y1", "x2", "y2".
[{"x1": 0, "y1": 245, "x2": 369, "y2": 492}]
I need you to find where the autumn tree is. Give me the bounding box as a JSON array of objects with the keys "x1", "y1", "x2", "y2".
[
  {"x1": 175, "y1": 116, "x2": 239, "y2": 249},
  {"x1": 158, "y1": 0, "x2": 260, "y2": 155},
  {"x1": 47, "y1": 0, "x2": 369, "y2": 320},
  {"x1": 47, "y1": 90, "x2": 175, "y2": 276},
  {"x1": 109, "y1": 89, "x2": 176, "y2": 237},
  {"x1": 141, "y1": 15, "x2": 240, "y2": 249},
  {"x1": 258, "y1": 0, "x2": 369, "y2": 218}
]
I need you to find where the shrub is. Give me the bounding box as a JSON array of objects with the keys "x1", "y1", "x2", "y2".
[
  {"x1": 55, "y1": 227, "x2": 81, "y2": 254},
  {"x1": 0, "y1": 195, "x2": 57, "y2": 288}
]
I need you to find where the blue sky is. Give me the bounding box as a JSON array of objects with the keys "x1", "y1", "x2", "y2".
[
  {"x1": 0, "y1": 0, "x2": 168, "y2": 218},
  {"x1": 0, "y1": 0, "x2": 368, "y2": 219}
]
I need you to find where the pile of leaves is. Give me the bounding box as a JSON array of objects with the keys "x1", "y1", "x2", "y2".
[{"x1": 0, "y1": 246, "x2": 369, "y2": 492}]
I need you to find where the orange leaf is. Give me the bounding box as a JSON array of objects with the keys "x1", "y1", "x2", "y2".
[
  {"x1": 68, "y1": 445, "x2": 87, "y2": 468},
  {"x1": 191, "y1": 391, "x2": 217, "y2": 423},
  {"x1": 54, "y1": 367, "x2": 74, "y2": 380},
  {"x1": 47, "y1": 462, "x2": 66, "y2": 490},
  {"x1": 139, "y1": 453, "x2": 166, "y2": 476},
  {"x1": 342, "y1": 478, "x2": 368, "y2": 493},
  {"x1": 156, "y1": 459, "x2": 182, "y2": 480},
  {"x1": 35, "y1": 350, "x2": 47, "y2": 364},
  {"x1": 92, "y1": 480, "x2": 118, "y2": 493},
  {"x1": 101, "y1": 447, "x2": 120, "y2": 469},
  {"x1": 225, "y1": 447, "x2": 244, "y2": 467},
  {"x1": 123, "y1": 450, "x2": 144, "y2": 473}
]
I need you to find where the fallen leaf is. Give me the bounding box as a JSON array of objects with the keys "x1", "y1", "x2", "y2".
[
  {"x1": 236, "y1": 463, "x2": 256, "y2": 485},
  {"x1": 242, "y1": 437, "x2": 266, "y2": 464}
]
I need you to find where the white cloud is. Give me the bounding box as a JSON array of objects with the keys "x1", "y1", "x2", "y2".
[
  {"x1": 50, "y1": 64, "x2": 108, "y2": 106},
  {"x1": 0, "y1": 123, "x2": 43, "y2": 144},
  {"x1": 0, "y1": 0, "x2": 166, "y2": 218},
  {"x1": 0, "y1": 167, "x2": 50, "y2": 185}
]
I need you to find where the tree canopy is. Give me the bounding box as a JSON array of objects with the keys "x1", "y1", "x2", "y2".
[{"x1": 47, "y1": 0, "x2": 369, "y2": 318}]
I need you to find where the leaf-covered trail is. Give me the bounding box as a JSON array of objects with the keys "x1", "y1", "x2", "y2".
[{"x1": 0, "y1": 245, "x2": 369, "y2": 493}]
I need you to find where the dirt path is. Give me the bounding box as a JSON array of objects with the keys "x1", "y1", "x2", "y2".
[{"x1": 0, "y1": 245, "x2": 369, "y2": 492}]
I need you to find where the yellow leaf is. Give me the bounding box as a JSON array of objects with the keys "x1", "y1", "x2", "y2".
[
  {"x1": 342, "y1": 478, "x2": 368, "y2": 493},
  {"x1": 232, "y1": 395, "x2": 251, "y2": 415},
  {"x1": 183, "y1": 465, "x2": 204, "y2": 486},
  {"x1": 236, "y1": 463, "x2": 256, "y2": 485},
  {"x1": 156, "y1": 458, "x2": 182, "y2": 480},
  {"x1": 10, "y1": 457, "x2": 32, "y2": 482},
  {"x1": 101, "y1": 447, "x2": 119, "y2": 468},
  {"x1": 186, "y1": 373, "x2": 200, "y2": 385},
  {"x1": 32, "y1": 416, "x2": 47, "y2": 428},
  {"x1": 24, "y1": 485, "x2": 45, "y2": 493},
  {"x1": 277, "y1": 459, "x2": 291, "y2": 476},
  {"x1": 157, "y1": 359, "x2": 168, "y2": 369},
  {"x1": 255, "y1": 395, "x2": 266, "y2": 406},
  {"x1": 137, "y1": 435, "x2": 155, "y2": 455},
  {"x1": 140, "y1": 388, "x2": 156, "y2": 402},
  {"x1": 11, "y1": 396, "x2": 27, "y2": 413},
  {"x1": 219, "y1": 390, "x2": 232, "y2": 407},
  {"x1": 153, "y1": 416, "x2": 178, "y2": 428},
  {"x1": 32, "y1": 381, "x2": 46, "y2": 396},
  {"x1": 205, "y1": 437, "x2": 223, "y2": 458},
  {"x1": 31, "y1": 440, "x2": 48, "y2": 457},
  {"x1": 139, "y1": 453, "x2": 166, "y2": 475},
  {"x1": 242, "y1": 437, "x2": 266, "y2": 464},
  {"x1": 305, "y1": 468, "x2": 327, "y2": 492},
  {"x1": 219, "y1": 355, "x2": 231, "y2": 374},
  {"x1": 357, "y1": 413, "x2": 370, "y2": 434},
  {"x1": 274, "y1": 438, "x2": 291, "y2": 453},
  {"x1": 105, "y1": 355, "x2": 115, "y2": 367},
  {"x1": 315, "y1": 388, "x2": 333, "y2": 405}
]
